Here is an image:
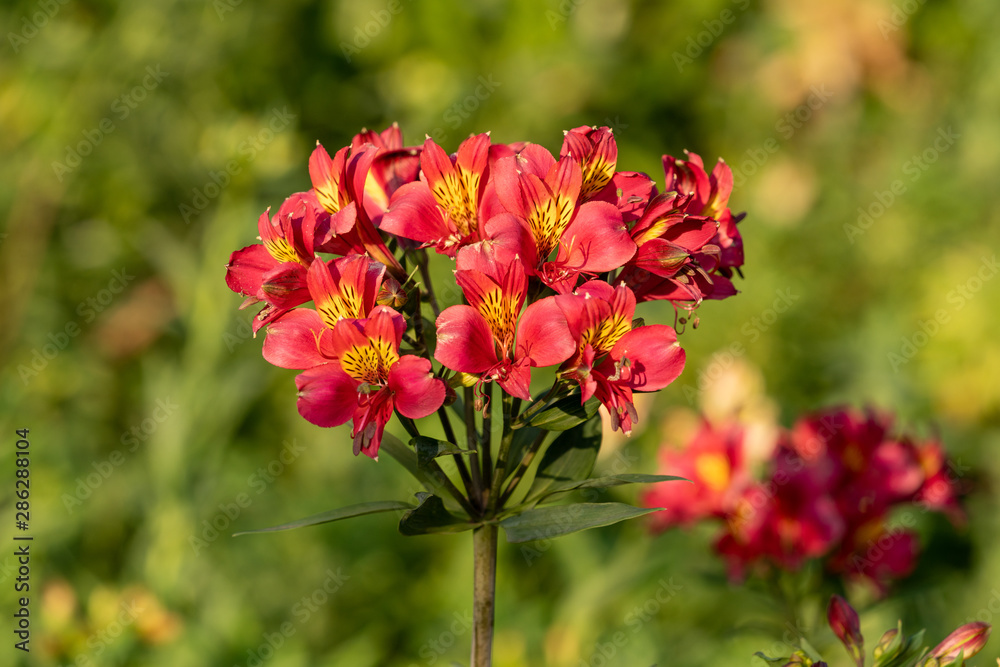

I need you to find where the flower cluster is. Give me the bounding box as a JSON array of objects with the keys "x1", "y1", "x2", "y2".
[
  {"x1": 643, "y1": 407, "x2": 965, "y2": 593},
  {"x1": 226, "y1": 124, "x2": 745, "y2": 457}
]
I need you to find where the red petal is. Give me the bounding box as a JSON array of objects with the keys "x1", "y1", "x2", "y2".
[
  {"x1": 260, "y1": 262, "x2": 310, "y2": 309},
  {"x1": 611, "y1": 325, "x2": 686, "y2": 391},
  {"x1": 434, "y1": 305, "x2": 498, "y2": 373},
  {"x1": 388, "y1": 356, "x2": 446, "y2": 418},
  {"x1": 556, "y1": 201, "x2": 635, "y2": 273},
  {"x1": 515, "y1": 296, "x2": 575, "y2": 367},
  {"x1": 263, "y1": 308, "x2": 331, "y2": 369},
  {"x1": 380, "y1": 181, "x2": 452, "y2": 246},
  {"x1": 295, "y1": 364, "x2": 358, "y2": 427},
  {"x1": 226, "y1": 244, "x2": 275, "y2": 296},
  {"x1": 363, "y1": 305, "x2": 406, "y2": 351},
  {"x1": 497, "y1": 361, "x2": 532, "y2": 401}
]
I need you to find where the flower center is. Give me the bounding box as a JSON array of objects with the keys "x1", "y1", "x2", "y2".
[
  {"x1": 316, "y1": 284, "x2": 363, "y2": 328},
  {"x1": 430, "y1": 170, "x2": 481, "y2": 237},
  {"x1": 340, "y1": 339, "x2": 398, "y2": 384}
]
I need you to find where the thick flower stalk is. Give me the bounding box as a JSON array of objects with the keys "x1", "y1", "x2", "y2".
[{"x1": 226, "y1": 123, "x2": 747, "y2": 666}]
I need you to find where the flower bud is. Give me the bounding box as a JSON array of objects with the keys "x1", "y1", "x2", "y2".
[
  {"x1": 828, "y1": 595, "x2": 864, "y2": 667},
  {"x1": 873, "y1": 626, "x2": 902, "y2": 662},
  {"x1": 929, "y1": 622, "x2": 991, "y2": 665},
  {"x1": 376, "y1": 277, "x2": 407, "y2": 308}
]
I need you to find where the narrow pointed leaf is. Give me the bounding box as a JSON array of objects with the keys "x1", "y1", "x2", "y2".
[
  {"x1": 380, "y1": 432, "x2": 453, "y2": 498},
  {"x1": 233, "y1": 500, "x2": 413, "y2": 536},
  {"x1": 527, "y1": 414, "x2": 602, "y2": 500},
  {"x1": 399, "y1": 493, "x2": 477, "y2": 535},
  {"x1": 500, "y1": 502, "x2": 660, "y2": 543},
  {"x1": 527, "y1": 394, "x2": 601, "y2": 431},
  {"x1": 531, "y1": 474, "x2": 688, "y2": 503},
  {"x1": 413, "y1": 436, "x2": 473, "y2": 470}
]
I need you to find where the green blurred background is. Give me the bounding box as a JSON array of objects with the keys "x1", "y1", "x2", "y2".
[{"x1": 2, "y1": 0, "x2": 1000, "y2": 665}]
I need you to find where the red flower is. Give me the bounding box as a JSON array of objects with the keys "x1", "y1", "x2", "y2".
[
  {"x1": 559, "y1": 125, "x2": 656, "y2": 221},
  {"x1": 295, "y1": 306, "x2": 445, "y2": 459},
  {"x1": 350, "y1": 123, "x2": 422, "y2": 214},
  {"x1": 644, "y1": 420, "x2": 751, "y2": 529},
  {"x1": 620, "y1": 152, "x2": 745, "y2": 307},
  {"x1": 491, "y1": 146, "x2": 636, "y2": 293},
  {"x1": 380, "y1": 134, "x2": 497, "y2": 256},
  {"x1": 555, "y1": 280, "x2": 685, "y2": 434},
  {"x1": 226, "y1": 193, "x2": 325, "y2": 332},
  {"x1": 261, "y1": 254, "x2": 387, "y2": 370},
  {"x1": 307, "y1": 141, "x2": 405, "y2": 279},
  {"x1": 433, "y1": 243, "x2": 575, "y2": 400}
]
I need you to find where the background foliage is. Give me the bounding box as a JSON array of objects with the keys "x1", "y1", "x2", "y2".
[{"x1": 2, "y1": 0, "x2": 999, "y2": 665}]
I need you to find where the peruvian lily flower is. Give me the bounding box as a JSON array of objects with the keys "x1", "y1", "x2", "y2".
[
  {"x1": 618, "y1": 189, "x2": 723, "y2": 305},
  {"x1": 643, "y1": 420, "x2": 751, "y2": 530},
  {"x1": 491, "y1": 146, "x2": 636, "y2": 293},
  {"x1": 663, "y1": 151, "x2": 745, "y2": 291},
  {"x1": 308, "y1": 141, "x2": 406, "y2": 279},
  {"x1": 262, "y1": 254, "x2": 387, "y2": 370},
  {"x1": 555, "y1": 280, "x2": 685, "y2": 434},
  {"x1": 226, "y1": 193, "x2": 324, "y2": 332},
  {"x1": 380, "y1": 133, "x2": 498, "y2": 256},
  {"x1": 559, "y1": 125, "x2": 656, "y2": 221},
  {"x1": 350, "y1": 122, "x2": 422, "y2": 213},
  {"x1": 434, "y1": 243, "x2": 575, "y2": 400},
  {"x1": 295, "y1": 306, "x2": 445, "y2": 459}
]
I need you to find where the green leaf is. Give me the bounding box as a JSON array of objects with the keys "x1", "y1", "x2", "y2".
[
  {"x1": 398, "y1": 493, "x2": 476, "y2": 535},
  {"x1": 380, "y1": 432, "x2": 452, "y2": 496},
  {"x1": 500, "y1": 502, "x2": 660, "y2": 543},
  {"x1": 527, "y1": 394, "x2": 600, "y2": 431},
  {"x1": 505, "y1": 424, "x2": 544, "y2": 480},
  {"x1": 751, "y1": 652, "x2": 788, "y2": 666},
  {"x1": 413, "y1": 436, "x2": 473, "y2": 470},
  {"x1": 526, "y1": 414, "x2": 602, "y2": 501},
  {"x1": 233, "y1": 501, "x2": 413, "y2": 536},
  {"x1": 531, "y1": 474, "x2": 688, "y2": 503}
]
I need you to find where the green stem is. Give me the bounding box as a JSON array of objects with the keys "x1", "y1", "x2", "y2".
[
  {"x1": 471, "y1": 524, "x2": 497, "y2": 667},
  {"x1": 486, "y1": 394, "x2": 516, "y2": 514},
  {"x1": 465, "y1": 386, "x2": 486, "y2": 511},
  {"x1": 497, "y1": 428, "x2": 548, "y2": 508},
  {"x1": 480, "y1": 382, "x2": 494, "y2": 502},
  {"x1": 416, "y1": 249, "x2": 442, "y2": 318}
]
